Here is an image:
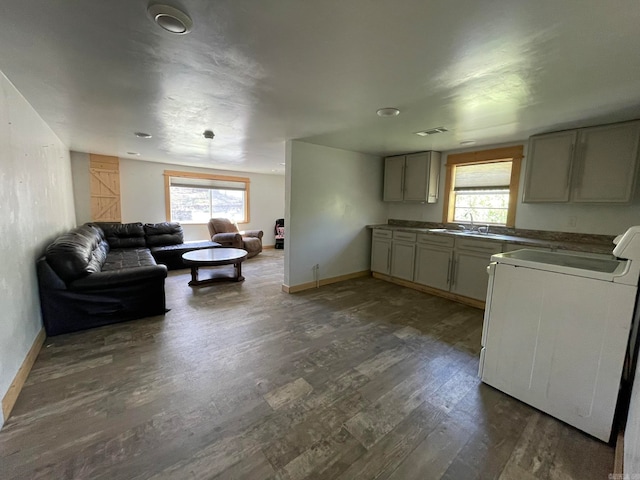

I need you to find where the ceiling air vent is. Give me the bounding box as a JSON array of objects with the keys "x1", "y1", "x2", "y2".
[{"x1": 415, "y1": 127, "x2": 448, "y2": 136}]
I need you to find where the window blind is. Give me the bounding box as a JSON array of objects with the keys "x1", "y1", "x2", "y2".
[
  {"x1": 169, "y1": 176, "x2": 246, "y2": 191},
  {"x1": 454, "y1": 161, "x2": 512, "y2": 191}
]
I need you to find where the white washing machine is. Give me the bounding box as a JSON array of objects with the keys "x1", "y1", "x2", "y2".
[{"x1": 479, "y1": 226, "x2": 640, "y2": 441}]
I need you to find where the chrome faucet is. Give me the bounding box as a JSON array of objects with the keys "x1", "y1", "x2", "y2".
[{"x1": 466, "y1": 212, "x2": 475, "y2": 231}]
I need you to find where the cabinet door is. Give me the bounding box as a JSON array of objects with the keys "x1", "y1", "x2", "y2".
[
  {"x1": 414, "y1": 244, "x2": 452, "y2": 290},
  {"x1": 523, "y1": 131, "x2": 577, "y2": 202},
  {"x1": 451, "y1": 250, "x2": 494, "y2": 301},
  {"x1": 371, "y1": 238, "x2": 391, "y2": 274},
  {"x1": 426, "y1": 151, "x2": 441, "y2": 204},
  {"x1": 391, "y1": 241, "x2": 415, "y2": 281},
  {"x1": 383, "y1": 156, "x2": 405, "y2": 201},
  {"x1": 571, "y1": 121, "x2": 640, "y2": 203},
  {"x1": 403, "y1": 153, "x2": 430, "y2": 202}
]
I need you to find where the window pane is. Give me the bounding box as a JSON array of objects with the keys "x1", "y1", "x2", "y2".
[
  {"x1": 170, "y1": 187, "x2": 211, "y2": 223},
  {"x1": 170, "y1": 186, "x2": 246, "y2": 223},
  {"x1": 210, "y1": 189, "x2": 245, "y2": 222},
  {"x1": 453, "y1": 189, "x2": 509, "y2": 225}
]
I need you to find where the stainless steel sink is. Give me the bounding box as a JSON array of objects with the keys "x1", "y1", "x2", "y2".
[
  {"x1": 428, "y1": 228, "x2": 506, "y2": 239},
  {"x1": 428, "y1": 228, "x2": 468, "y2": 235}
]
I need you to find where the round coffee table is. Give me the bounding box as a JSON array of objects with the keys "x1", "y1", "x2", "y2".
[{"x1": 182, "y1": 248, "x2": 248, "y2": 286}]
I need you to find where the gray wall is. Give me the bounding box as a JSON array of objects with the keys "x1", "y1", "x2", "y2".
[
  {"x1": 71, "y1": 153, "x2": 285, "y2": 245},
  {"x1": 285, "y1": 140, "x2": 387, "y2": 287},
  {"x1": 0, "y1": 71, "x2": 75, "y2": 426}
]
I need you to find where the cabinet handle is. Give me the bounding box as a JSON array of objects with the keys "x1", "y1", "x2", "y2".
[
  {"x1": 401, "y1": 164, "x2": 406, "y2": 193},
  {"x1": 451, "y1": 258, "x2": 458, "y2": 287},
  {"x1": 574, "y1": 141, "x2": 586, "y2": 188},
  {"x1": 567, "y1": 143, "x2": 576, "y2": 189},
  {"x1": 446, "y1": 256, "x2": 452, "y2": 284},
  {"x1": 387, "y1": 246, "x2": 391, "y2": 272}
]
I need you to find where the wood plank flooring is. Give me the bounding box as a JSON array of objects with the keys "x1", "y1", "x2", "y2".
[{"x1": 0, "y1": 250, "x2": 615, "y2": 479}]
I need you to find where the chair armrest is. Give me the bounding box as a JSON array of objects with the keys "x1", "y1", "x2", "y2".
[
  {"x1": 240, "y1": 230, "x2": 263, "y2": 239},
  {"x1": 212, "y1": 232, "x2": 243, "y2": 246}
]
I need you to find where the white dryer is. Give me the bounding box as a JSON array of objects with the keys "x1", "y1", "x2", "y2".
[{"x1": 479, "y1": 226, "x2": 640, "y2": 441}]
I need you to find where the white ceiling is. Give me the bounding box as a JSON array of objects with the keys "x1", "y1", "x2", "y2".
[{"x1": 0, "y1": 1, "x2": 639, "y2": 175}]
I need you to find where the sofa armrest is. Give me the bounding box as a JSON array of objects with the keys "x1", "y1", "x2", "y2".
[
  {"x1": 212, "y1": 232, "x2": 243, "y2": 246},
  {"x1": 240, "y1": 230, "x2": 263, "y2": 239},
  {"x1": 69, "y1": 265, "x2": 168, "y2": 291}
]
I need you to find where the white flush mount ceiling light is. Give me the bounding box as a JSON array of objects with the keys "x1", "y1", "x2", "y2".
[
  {"x1": 376, "y1": 107, "x2": 400, "y2": 117},
  {"x1": 203, "y1": 130, "x2": 215, "y2": 139},
  {"x1": 148, "y1": 4, "x2": 193, "y2": 35},
  {"x1": 460, "y1": 140, "x2": 476, "y2": 146},
  {"x1": 134, "y1": 131, "x2": 152, "y2": 138},
  {"x1": 127, "y1": 151, "x2": 141, "y2": 156},
  {"x1": 415, "y1": 127, "x2": 448, "y2": 136}
]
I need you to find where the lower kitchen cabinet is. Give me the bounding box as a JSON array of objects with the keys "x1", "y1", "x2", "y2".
[
  {"x1": 451, "y1": 238, "x2": 503, "y2": 301},
  {"x1": 371, "y1": 229, "x2": 504, "y2": 306},
  {"x1": 414, "y1": 234, "x2": 455, "y2": 291},
  {"x1": 371, "y1": 229, "x2": 392, "y2": 275},
  {"x1": 414, "y1": 245, "x2": 451, "y2": 291},
  {"x1": 390, "y1": 231, "x2": 416, "y2": 281}
]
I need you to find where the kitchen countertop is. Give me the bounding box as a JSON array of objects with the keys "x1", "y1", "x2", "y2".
[{"x1": 367, "y1": 223, "x2": 616, "y2": 255}]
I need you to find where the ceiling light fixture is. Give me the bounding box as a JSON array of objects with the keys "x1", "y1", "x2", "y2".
[
  {"x1": 279, "y1": 162, "x2": 286, "y2": 166},
  {"x1": 148, "y1": 4, "x2": 193, "y2": 34},
  {"x1": 127, "y1": 151, "x2": 141, "y2": 156},
  {"x1": 203, "y1": 130, "x2": 215, "y2": 139},
  {"x1": 460, "y1": 140, "x2": 476, "y2": 146},
  {"x1": 134, "y1": 132, "x2": 152, "y2": 138},
  {"x1": 415, "y1": 127, "x2": 448, "y2": 136},
  {"x1": 376, "y1": 107, "x2": 400, "y2": 117}
]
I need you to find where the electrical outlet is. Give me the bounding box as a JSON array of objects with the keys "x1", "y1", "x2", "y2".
[{"x1": 569, "y1": 216, "x2": 578, "y2": 227}]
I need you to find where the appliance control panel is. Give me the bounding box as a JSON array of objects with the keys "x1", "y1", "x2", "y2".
[{"x1": 613, "y1": 226, "x2": 640, "y2": 261}]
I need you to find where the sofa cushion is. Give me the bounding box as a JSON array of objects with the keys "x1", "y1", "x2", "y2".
[
  {"x1": 70, "y1": 264, "x2": 167, "y2": 290},
  {"x1": 45, "y1": 224, "x2": 108, "y2": 282},
  {"x1": 103, "y1": 248, "x2": 158, "y2": 271},
  {"x1": 144, "y1": 222, "x2": 184, "y2": 246},
  {"x1": 101, "y1": 222, "x2": 146, "y2": 249}
]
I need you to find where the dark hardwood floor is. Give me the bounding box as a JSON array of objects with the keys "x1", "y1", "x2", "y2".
[{"x1": 0, "y1": 249, "x2": 614, "y2": 479}]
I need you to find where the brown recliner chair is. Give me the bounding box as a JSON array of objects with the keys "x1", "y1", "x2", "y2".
[{"x1": 207, "y1": 218, "x2": 263, "y2": 258}]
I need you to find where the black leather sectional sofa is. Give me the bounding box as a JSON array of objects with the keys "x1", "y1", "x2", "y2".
[{"x1": 37, "y1": 222, "x2": 219, "y2": 336}]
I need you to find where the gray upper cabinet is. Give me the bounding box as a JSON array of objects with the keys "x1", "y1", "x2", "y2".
[
  {"x1": 523, "y1": 131, "x2": 577, "y2": 202},
  {"x1": 523, "y1": 120, "x2": 640, "y2": 204},
  {"x1": 572, "y1": 122, "x2": 640, "y2": 203},
  {"x1": 383, "y1": 155, "x2": 405, "y2": 201},
  {"x1": 383, "y1": 151, "x2": 441, "y2": 202}
]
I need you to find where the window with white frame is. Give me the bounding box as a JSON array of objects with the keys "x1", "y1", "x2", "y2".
[{"x1": 164, "y1": 171, "x2": 250, "y2": 224}]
